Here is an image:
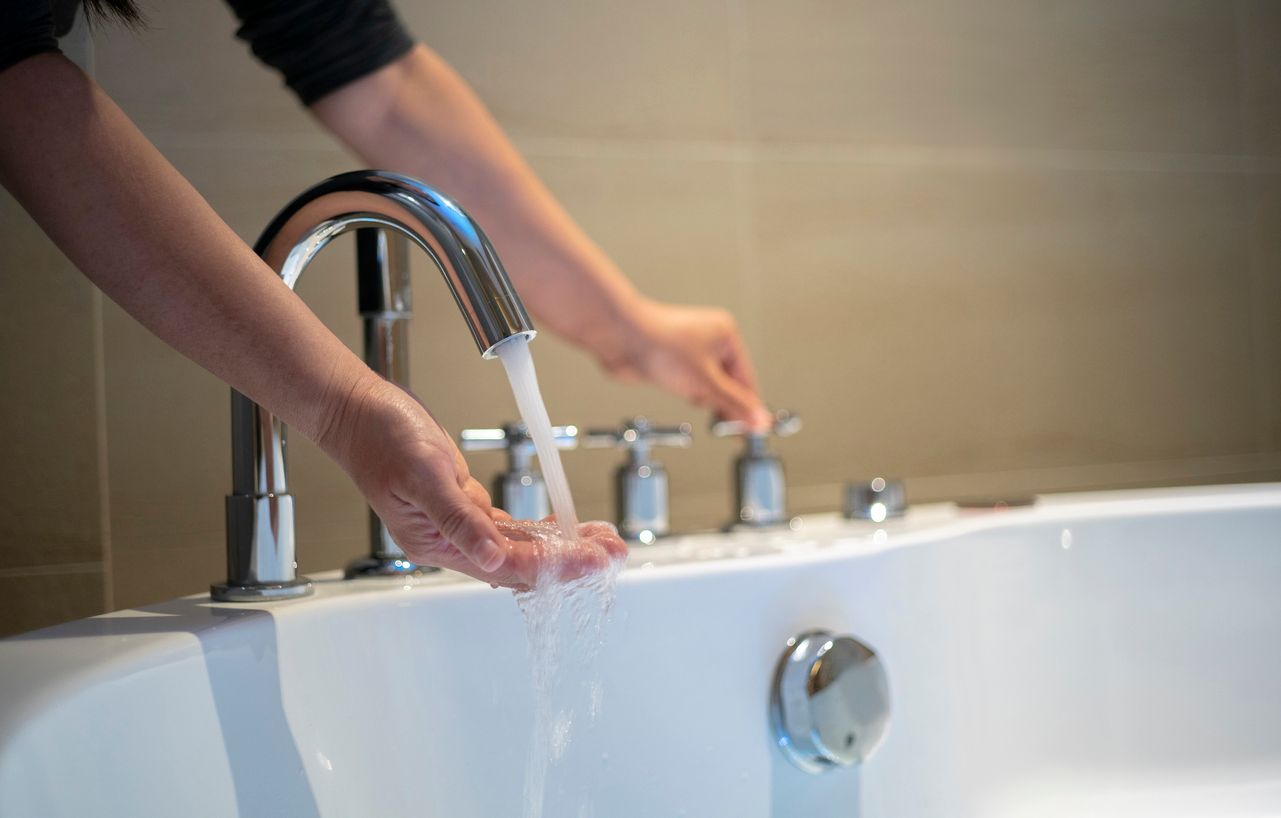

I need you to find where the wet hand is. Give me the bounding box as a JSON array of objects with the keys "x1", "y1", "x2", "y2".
[
  {"x1": 315, "y1": 377, "x2": 625, "y2": 588},
  {"x1": 495, "y1": 518, "x2": 628, "y2": 591}
]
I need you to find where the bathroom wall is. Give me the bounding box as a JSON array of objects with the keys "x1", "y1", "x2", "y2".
[
  {"x1": 0, "y1": 17, "x2": 112, "y2": 634},
  {"x1": 2, "y1": 0, "x2": 1279, "y2": 632}
]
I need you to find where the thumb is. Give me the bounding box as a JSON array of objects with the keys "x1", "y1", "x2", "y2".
[{"x1": 407, "y1": 472, "x2": 508, "y2": 572}]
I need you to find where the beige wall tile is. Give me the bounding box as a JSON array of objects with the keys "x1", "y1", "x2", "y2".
[
  {"x1": 0, "y1": 570, "x2": 105, "y2": 638},
  {"x1": 94, "y1": 2, "x2": 315, "y2": 135},
  {"x1": 101, "y1": 296, "x2": 227, "y2": 608},
  {"x1": 744, "y1": 0, "x2": 1245, "y2": 153},
  {"x1": 96, "y1": 0, "x2": 737, "y2": 142},
  {"x1": 0, "y1": 196, "x2": 105, "y2": 572},
  {"x1": 110, "y1": 546, "x2": 222, "y2": 613},
  {"x1": 750, "y1": 159, "x2": 1261, "y2": 489},
  {"x1": 1239, "y1": 0, "x2": 1281, "y2": 156},
  {"x1": 1248, "y1": 176, "x2": 1281, "y2": 450},
  {"x1": 402, "y1": 0, "x2": 737, "y2": 140}
]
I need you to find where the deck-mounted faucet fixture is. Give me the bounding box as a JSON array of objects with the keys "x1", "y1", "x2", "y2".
[
  {"x1": 713, "y1": 410, "x2": 802, "y2": 527},
  {"x1": 459, "y1": 422, "x2": 579, "y2": 520},
  {"x1": 584, "y1": 417, "x2": 693, "y2": 541},
  {"x1": 212, "y1": 171, "x2": 536, "y2": 602}
]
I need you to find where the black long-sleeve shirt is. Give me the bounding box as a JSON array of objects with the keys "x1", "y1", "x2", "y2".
[{"x1": 0, "y1": 0, "x2": 414, "y2": 104}]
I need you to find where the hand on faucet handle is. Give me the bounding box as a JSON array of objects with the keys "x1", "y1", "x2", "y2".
[{"x1": 597, "y1": 297, "x2": 772, "y2": 432}]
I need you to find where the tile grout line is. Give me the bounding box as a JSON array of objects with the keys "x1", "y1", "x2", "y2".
[
  {"x1": 725, "y1": 0, "x2": 751, "y2": 145},
  {"x1": 789, "y1": 451, "x2": 1281, "y2": 504},
  {"x1": 666, "y1": 451, "x2": 1281, "y2": 527},
  {"x1": 0, "y1": 562, "x2": 106, "y2": 580},
  {"x1": 92, "y1": 281, "x2": 115, "y2": 613},
  {"x1": 135, "y1": 126, "x2": 1281, "y2": 177},
  {"x1": 1233, "y1": 0, "x2": 1277, "y2": 454},
  {"x1": 724, "y1": 0, "x2": 766, "y2": 386},
  {"x1": 1233, "y1": 0, "x2": 1259, "y2": 157},
  {"x1": 79, "y1": 8, "x2": 116, "y2": 614},
  {"x1": 515, "y1": 138, "x2": 1281, "y2": 176},
  {"x1": 92, "y1": 20, "x2": 115, "y2": 614}
]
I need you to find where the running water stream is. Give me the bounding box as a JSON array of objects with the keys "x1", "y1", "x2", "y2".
[
  {"x1": 494, "y1": 335, "x2": 624, "y2": 818},
  {"x1": 495, "y1": 336, "x2": 579, "y2": 533}
]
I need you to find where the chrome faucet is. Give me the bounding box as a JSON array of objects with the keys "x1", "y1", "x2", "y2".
[
  {"x1": 459, "y1": 422, "x2": 579, "y2": 520},
  {"x1": 584, "y1": 417, "x2": 692, "y2": 541},
  {"x1": 212, "y1": 170, "x2": 536, "y2": 602},
  {"x1": 713, "y1": 410, "x2": 802, "y2": 527}
]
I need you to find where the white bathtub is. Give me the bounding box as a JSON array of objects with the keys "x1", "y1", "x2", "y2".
[{"x1": 1, "y1": 483, "x2": 1278, "y2": 817}]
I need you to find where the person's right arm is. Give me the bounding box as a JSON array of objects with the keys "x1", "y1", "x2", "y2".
[{"x1": 0, "y1": 53, "x2": 607, "y2": 584}]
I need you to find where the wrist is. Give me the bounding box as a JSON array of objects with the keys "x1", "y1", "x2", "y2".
[
  {"x1": 576, "y1": 290, "x2": 658, "y2": 374},
  {"x1": 309, "y1": 365, "x2": 396, "y2": 468}
]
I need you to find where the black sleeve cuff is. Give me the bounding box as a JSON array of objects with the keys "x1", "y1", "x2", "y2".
[
  {"x1": 0, "y1": 1, "x2": 61, "y2": 76},
  {"x1": 226, "y1": 0, "x2": 415, "y2": 106}
]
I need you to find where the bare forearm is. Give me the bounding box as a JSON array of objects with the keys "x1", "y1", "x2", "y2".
[
  {"x1": 0, "y1": 55, "x2": 375, "y2": 446},
  {"x1": 310, "y1": 45, "x2": 646, "y2": 358}
]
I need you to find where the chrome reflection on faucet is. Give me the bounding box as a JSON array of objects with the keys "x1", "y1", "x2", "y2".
[
  {"x1": 771, "y1": 629, "x2": 891, "y2": 773},
  {"x1": 459, "y1": 422, "x2": 578, "y2": 521},
  {"x1": 584, "y1": 417, "x2": 692, "y2": 542},
  {"x1": 713, "y1": 410, "x2": 802, "y2": 527},
  {"x1": 212, "y1": 170, "x2": 536, "y2": 602}
]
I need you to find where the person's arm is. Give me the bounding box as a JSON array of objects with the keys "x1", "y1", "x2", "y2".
[
  {"x1": 0, "y1": 53, "x2": 621, "y2": 584},
  {"x1": 309, "y1": 45, "x2": 772, "y2": 429}
]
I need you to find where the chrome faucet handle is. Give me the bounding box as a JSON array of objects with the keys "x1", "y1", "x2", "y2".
[
  {"x1": 583, "y1": 416, "x2": 693, "y2": 451},
  {"x1": 714, "y1": 410, "x2": 800, "y2": 527},
  {"x1": 582, "y1": 417, "x2": 692, "y2": 541},
  {"x1": 711, "y1": 409, "x2": 803, "y2": 440},
  {"x1": 460, "y1": 422, "x2": 579, "y2": 454},
  {"x1": 845, "y1": 477, "x2": 907, "y2": 521},
  {"x1": 459, "y1": 422, "x2": 577, "y2": 520}
]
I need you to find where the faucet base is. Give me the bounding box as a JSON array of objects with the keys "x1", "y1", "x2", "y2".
[
  {"x1": 343, "y1": 555, "x2": 440, "y2": 579},
  {"x1": 210, "y1": 578, "x2": 314, "y2": 603},
  {"x1": 721, "y1": 517, "x2": 796, "y2": 533}
]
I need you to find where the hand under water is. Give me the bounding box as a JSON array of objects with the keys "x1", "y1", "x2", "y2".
[
  {"x1": 316, "y1": 377, "x2": 626, "y2": 589},
  {"x1": 495, "y1": 518, "x2": 628, "y2": 591}
]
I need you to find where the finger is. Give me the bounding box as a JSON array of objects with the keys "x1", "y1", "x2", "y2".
[
  {"x1": 462, "y1": 478, "x2": 513, "y2": 521},
  {"x1": 716, "y1": 316, "x2": 761, "y2": 394},
  {"x1": 462, "y1": 475, "x2": 495, "y2": 510},
  {"x1": 721, "y1": 346, "x2": 771, "y2": 431},
  {"x1": 578, "y1": 521, "x2": 629, "y2": 560},
  {"x1": 428, "y1": 539, "x2": 539, "y2": 589},
  {"x1": 701, "y1": 363, "x2": 768, "y2": 429},
  {"x1": 713, "y1": 325, "x2": 774, "y2": 430},
  {"x1": 496, "y1": 519, "x2": 625, "y2": 583},
  {"x1": 405, "y1": 466, "x2": 508, "y2": 573}
]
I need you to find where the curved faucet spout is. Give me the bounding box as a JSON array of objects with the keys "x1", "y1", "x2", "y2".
[
  {"x1": 256, "y1": 171, "x2": 535, "y2": 356},
  {"x1": 213, "y1": 170, "x2": 537, "y2": 602}
]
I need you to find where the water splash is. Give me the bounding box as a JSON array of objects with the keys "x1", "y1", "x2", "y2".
[
  {"x1": 511, "y1": 522, "x2": 623, "y2": 818},
  {"x1": 493, "y1": 335, "x2": 623, "y2": 818}
]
